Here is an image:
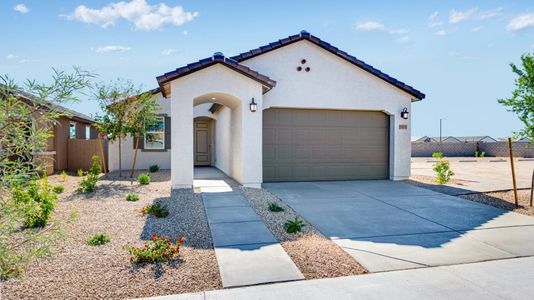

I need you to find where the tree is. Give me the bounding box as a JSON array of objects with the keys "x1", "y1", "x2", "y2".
[
  {"x1": 126, "y1": 90, "x2": 159, "y2": 178},
  {"x1": 0, "y1": 67, "x2": 93, "y2": 279},
  {"x1": 93, "y1": 79, "x2": 140, "y2": 177},
  {"x1": 498, "y1": 53, "x2": 534, "y2": 207}
]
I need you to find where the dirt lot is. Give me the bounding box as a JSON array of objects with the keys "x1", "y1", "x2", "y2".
[{"x1": 1, "y1": 171, "x2": 221, "y2": 300}]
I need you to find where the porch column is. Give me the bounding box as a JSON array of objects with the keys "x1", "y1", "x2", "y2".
[
  {"x1": 170, "y1": 83, "x2": 194, "y2": 189},
  {"x1": 240, "y1": 93, "x2": 263, "y2": 188}
]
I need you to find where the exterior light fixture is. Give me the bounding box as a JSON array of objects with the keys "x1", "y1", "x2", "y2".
[
  {"x1": 249, "y1": 98, "x2": 257, "y2": 112},
  {"x1": 400, "y1": 108, "x2": 409, "y2": 120}
]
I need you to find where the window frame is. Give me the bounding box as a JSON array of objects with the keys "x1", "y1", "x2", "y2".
[
  {"x1": 143, "y1": 116, "x2": 165, "y2": 150},
  {"x1": 69, "y1": 122, "x2": 76, "y2": 139}
]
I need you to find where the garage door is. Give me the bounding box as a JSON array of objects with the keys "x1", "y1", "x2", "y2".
[{"x1": 263, "y1": 108, "x2": 389, "y2": 182}]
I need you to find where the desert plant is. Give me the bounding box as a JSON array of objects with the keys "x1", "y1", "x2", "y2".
[
  {"x1": 475, "y1": 151, "x2": 486, "y2": 158},
  {"x1": 140, "y1": 203, "x2": 169, "y2": 218},
  {"x1": 12, "y1": 177, "x2": 58, "y2": 228},
  {"x1": 77, "y1": 169, "x2": 84, "y2": 177},
  {"x1": 284, "y1": 217, "x2": 305, "y2": 234},
  {"x1": 126, "y1": 235, "x2": 185, "y2": 264},
  {"x1": 76, "y1": 157, "x2": 101, "y2": 193},
  {"x1": 432, "y1": 152, "x2": 444, "y2": 159},
  {"x1": 52, "y1": 185, "x2": 64, "y2": 194},
  {"x1": 268, "y1": 202, "x2": 284, "y2": 212},
  {"x1": 87, "y1": 233, "x2": 111, "y2": 246},
  {"x1": 149, "y1": 164, "x2": 159, "y2": 173},
  {"x1": 126, "y1": 193, "x2": 140, "y2": 202},
  {"x1": 433, "y1": 160, "x2": 455, "y2": 184},
  {"x1": 88, "y1": 155, "x2": 101, "y2": 176},
  {"x1": 137, "y1": 172, "x2": 150, "y2": 185},
  {"x1": 60, "y1": 170, "x2": 67, "y2": 182}
]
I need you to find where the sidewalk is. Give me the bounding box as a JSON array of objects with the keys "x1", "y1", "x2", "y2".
[{"x1": 141, "y1": 256, "x2": 534, "y2": 300}]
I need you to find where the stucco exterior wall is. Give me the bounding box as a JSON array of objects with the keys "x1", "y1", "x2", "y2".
[
  {"x1": 213, "y1": 106, "x2": 233, "y2": 176},
  {"x1": 240, "y1": 40, "x2": 415, "y2": 179}
]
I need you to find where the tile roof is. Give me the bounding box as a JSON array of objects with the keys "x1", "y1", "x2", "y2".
[
  {"x1": 230, "y1": 31, "x2": 425, "y2": 100},
  {"x1": 156, "y1": 53, "x2": 276, "y2": 97}
]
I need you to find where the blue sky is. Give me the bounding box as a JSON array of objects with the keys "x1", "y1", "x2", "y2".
[{"x1": 2, "y1": 0, "x2": 534, "y2": 138}]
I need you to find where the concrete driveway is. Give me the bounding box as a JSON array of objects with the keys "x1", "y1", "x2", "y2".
[{"x1": 264, "y1": 180, "x2": 534, "y2": 272}]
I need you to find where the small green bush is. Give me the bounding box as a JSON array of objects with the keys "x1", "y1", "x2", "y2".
[
  {"x1": 60, "y1": 170, "x2": 68, "y2": 182},
  {"x1": 433, "y1": 160, "x2": 455, "y2": 184},
  {"x1": 12, "y1": 177, "x2": 57, "y2": 228},
  {"x1": 52, "y1": 185, "x2": 64, "y2": 194},
  {"x1": 149, "y1": 164, "x2": 159, "y2": 173},
  {"x1": 137, "y1": 173, "x2": 150, "y2": 185},
  {"x1": 77, "y1": 169, "x2": 84, "y2": 177},
  {"x1": 140, "y1": 203, "x2": 168, "y2": 218},
  {"x1": 87, "y1": 233, "x2": 111, "y2": 246},
  {"x1": 127, "y1": 235, "x2": 185, "y2": 264},
  {"x1": 76, "y1": 156, "x2": 101, "y2": 193},
  {"x1": 88, "y1": 155, "x2": 101, "y2": 176},
  {"x1": 284, "y1": 217, "x2": 305, "y2": 234},
  {"x1": 126, "y1": 193, "x2": 140, "y2": 202},
  {"x1": 268, "y1": 202, "x2": 284, "y2": 212},
  {"x1": 432, "y1": 152, "x2": 444, "y2": 159},
  {"x1": 475, "y1": 151, "x2": 486, "y2": 158}
]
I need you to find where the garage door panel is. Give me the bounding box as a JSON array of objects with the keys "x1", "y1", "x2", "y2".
[{"x1": 263, "y1": 108, "x2": 389, "y2": 182}]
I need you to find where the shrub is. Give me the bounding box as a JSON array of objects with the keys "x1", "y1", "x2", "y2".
[
  {"x1": 268, "y1": 202, "x2": 284, "y2": 212},
  {"x1": 88, "y1": 155, "x2": 101, "y2": 176},
  {"x1": 140, "y1": 203, "x2": 169, "y2": 218},
  {"x1": 52, "y1": 185, "x2": 64, "y2": 194},
  {"x1": 284, "y1": 217, "x2": 305, "y2": 234},
  {"x1": 432, "y1": 152, "x2": 444, "y2": 159},
  {"x1": 76, "y1": 156, "x2": 101, "y2": 193},
  {"x1": 433, "y1": 160, "x2": 455, "y2": 184},
  {"x1": 127, "y1": 235, "x2": 185, "y2": 264},
  {"x1": 137, "y1": 173, "x2": 150, "y2": 185},
  {"x1": 126, "y1": 193, "x2": 140, "y2": 202},
  {"x1": 87, "y1": 233, "x2": 111, "y2": 246},
  {"x1": 77, "y1": 169, "x2": 84, "y2": 177},
  {"x1": 60, "y1": 170, "x2": 67, "y2": 182},
  {"x1": 475, "y1": 151, "x2": 486, "y2": 158},
  {"x1": 149, "y1": 164, "x2": 159, "y2": 173},
  {"x1": 12, "y1": 177, "x2": 57, "y2": 228}
]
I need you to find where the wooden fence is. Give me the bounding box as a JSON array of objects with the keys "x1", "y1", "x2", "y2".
[{"x1": 67, "y1": 139, "x2": 108, "y2": 172}]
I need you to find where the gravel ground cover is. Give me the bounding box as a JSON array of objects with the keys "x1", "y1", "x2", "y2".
[
  {"x1": 1, "y1": 170, "x2": 221, "y2": 300},
  {"x1": 460, "y1": 190, "x2": 534, "y2": 216},
  {"x1": 239, "y1": 187, "x2": 367, "y2": 279}
]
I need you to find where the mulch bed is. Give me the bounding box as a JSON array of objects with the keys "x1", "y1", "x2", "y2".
[{"x1": 1, "y1": 171, "x2": 221, "y2": 300}]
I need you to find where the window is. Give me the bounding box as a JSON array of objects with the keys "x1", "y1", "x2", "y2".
[
  {"x1": 69, "y1": 122, "x2": 76, "y2": 139},
  {"x1": 85, "y1": 125, "x2": 90, "y2": 140},
  {"x1": 144, "y1": 116, "x2": 165, "y2": 150}
]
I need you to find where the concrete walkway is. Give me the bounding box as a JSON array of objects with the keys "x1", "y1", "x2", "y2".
[
  {"x1": 194, "y1": 168, "x2": 303, "y2": 288},
  {"x1": 265, "y1": 180, "x2": 534, "y2": 272},
  {"x1": 141, "y1": 256, "x2": 534, "y2": 299}
]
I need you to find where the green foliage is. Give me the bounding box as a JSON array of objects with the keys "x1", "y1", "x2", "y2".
[
  {"x1": 433, "y1": 159, "x2": 455, "y2": 184},
  {"x1": 127, "y1": 235, "x2": 185, "y2": 264},
  {"x1": 284, "y1": 217, "x2": 305, "y2": 234},
  {"x1": 88, "y1": 155, "x2": 101, "y2": 176},
  {"x1": 77, "y1": 169, "x2": 83, "y2": 177},
  {"x1": 498, "y1": 53, "x2": 534, "y2": 141},
  {"x1": 149, "y1": 164, "x2": 159, "y2": 173},
  {"x1": 432, "y1": 152, "x2": 444, "y2": 159},
  {"x1": 87, "y1": 233, "x2": 111, "y2": 246},
  {"x1": 126, "y1": 193, "x2": 140, "y2": 202},
  {"x1": 60, "y1": 170, "x2": 67, "y2": 182},
  {"x1": 140, "y1": 203, "x2": 169, "y2": 218},
  {"x1": 52, "y1": 185, "x2": 64, "y2": 194},
  {"x1": 268, "y1": 202, "x2": 284, "y2": 212},
  {"x1": 137, "y1": 172, "x2": 150, "y2": 185},
  {"x1": 475, "y1": 151, "x2": 486, "y2": 158},
  {"x1": 12, "y1": 177, "x2": 57, "y2": 228},
  {"x1": 76, "y1": 156, "x2": 101, "y2": 193}
]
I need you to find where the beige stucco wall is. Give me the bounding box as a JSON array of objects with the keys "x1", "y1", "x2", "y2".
[{"x1": 240, "y1": 40, "x2": 415, "y2": 180}]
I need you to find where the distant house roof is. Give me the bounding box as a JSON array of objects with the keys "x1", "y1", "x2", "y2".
[
  {"x1": 230, "y1": 30, "x2": 425, "y2": 101},
  {"x1": 412, "y1": 136, "x2": 437, "y2": 143},
  {"x1": 156, "y1": 52, "x2": 276, "y2": 97},
  {"x1": 498, "y1": 137, "x2": 532, "y2": 142},
  {"x1": 428, "y1": 136, "x2": 462, "y2": 143},
  {"x1": 456, "y1": 136, "x2": 497, "y2": 143},
  {"x1": 2, "y1": 84, "x2": 94, "y2": 123}
]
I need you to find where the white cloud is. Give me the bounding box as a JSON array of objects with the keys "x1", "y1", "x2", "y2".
[
  {"x1": 68, "y1": 0, "x2": 198, "y2": 31},
  {"x1": 7, "y1": 54, "x2": 18, "y2": 60},
  {"x1": 182, "y1": 30, "x2": 188, "y2": 36},
  {"x1": 161, "y1": 48, "x2": 177, "y2": 56},
  {"x1": 428, "y1": 11, "x2": 443, "y2": 28},
  {"x1": 6, "y1": 53, "x2": 32, "y2": 63},
  {"x1": 13, "y1": 4, "x2": 29, "y2": 14},
  {"x1": 434, "y1": 30, "x2": 447, "y2": 36},
  {"x1": 355, "y1": 21, "x2": 408, "y2": 35},
  {"x1": 449, "y1": 7, "x2": 503, "y2": 24},
  {"x1": 448, "y1": 51, "x2": 478, "y2": 60},
  {"x1": 396, "y1": 35, "x2": 411, "y2": 44},
  {"x1": 93, "y1": 45, "x2": 131, "y2": 53},
  {"x1": 507, "y1": 13, "x2": 534, "y2": 32},
  {"x1": 471, "y1": 26, "x2": 484, "y2": 32}
]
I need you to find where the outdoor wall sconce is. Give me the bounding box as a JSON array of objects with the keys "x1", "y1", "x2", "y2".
[
  {"x1": 250, "y1": 98, "x2": 257, "y2": 112},
  {"x1": 401, "y1": 108, "x2": 409, "y2": 119}
]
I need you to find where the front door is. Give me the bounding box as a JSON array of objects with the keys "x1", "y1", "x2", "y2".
[{"x1": 194, "y1": 119, "x2": 211, "y2": 166}]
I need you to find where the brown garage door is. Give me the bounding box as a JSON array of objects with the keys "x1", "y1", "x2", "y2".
[{"x1": 263, "y1": 108, "x2": 389, "y2": 182}]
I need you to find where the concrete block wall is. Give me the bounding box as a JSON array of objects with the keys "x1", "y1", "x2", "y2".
[{"x1": 412, "y1": 142, "x2": 534, "y2": 158}]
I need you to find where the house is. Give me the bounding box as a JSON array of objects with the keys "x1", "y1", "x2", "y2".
[
  {"x1": 457, "y1": 136, "x2": 497, "y2": 143},
  {"x1": 412, "y1": 136, "x2": 437, "y2": 143},
  {"x1": 428, "y1": 136, "x2": 462, "y2": 143},
  {"x1": 108, "y1": 31, "x2": 425, "y2": 188},
  {"x1": 7, "y1": 87, "x2": 100, "y2": 174}
]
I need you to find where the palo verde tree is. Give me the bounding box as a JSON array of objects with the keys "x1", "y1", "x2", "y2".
[
  {"x1": 126, "y1": 90, "x2": 159, "y2": 178},
  {"x1": 93, "y1": 79, "x2": 145, "y2": 177},
  {"x1": 498, "y1": 52, "x2": 534, "y2": 206},
  {"x1": 0, "y1": 67, "x2": 93, "y2": 279}
]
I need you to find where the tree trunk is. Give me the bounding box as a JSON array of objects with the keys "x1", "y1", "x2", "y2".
[
  {"x1": 130, "y1": 135, "x2": 140, "y2": 178},
  {"x1": 118, "y1": 135, "x2": 122, "y2": 177},
  {"x1": 98, "y1": 133, "x2": 108, "y2": 177}
]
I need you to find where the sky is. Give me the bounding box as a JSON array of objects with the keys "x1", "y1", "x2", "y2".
[{"x1": 1, "y1": 0, "x2": 534, "y2": 138}]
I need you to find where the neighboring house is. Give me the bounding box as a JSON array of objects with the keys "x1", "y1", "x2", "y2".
[
  {"x1": 412, "y1": 136, "x2": 437, "y2": 143},
  {"x1": 497, "y1": 137, "x2": 531, "y2": 143},
  {"x1": 429, "y1": 136, "x2": 462, "y2": 143},
  {"x1": 8, "y1": 87, "x2": 100, "y2": 174},
  {"x1": 108, "y1": 31, "x2": 425, "y2": 188},
  {"x1": 457, "y1": 136, "x2": 497, "y2": 143}
]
